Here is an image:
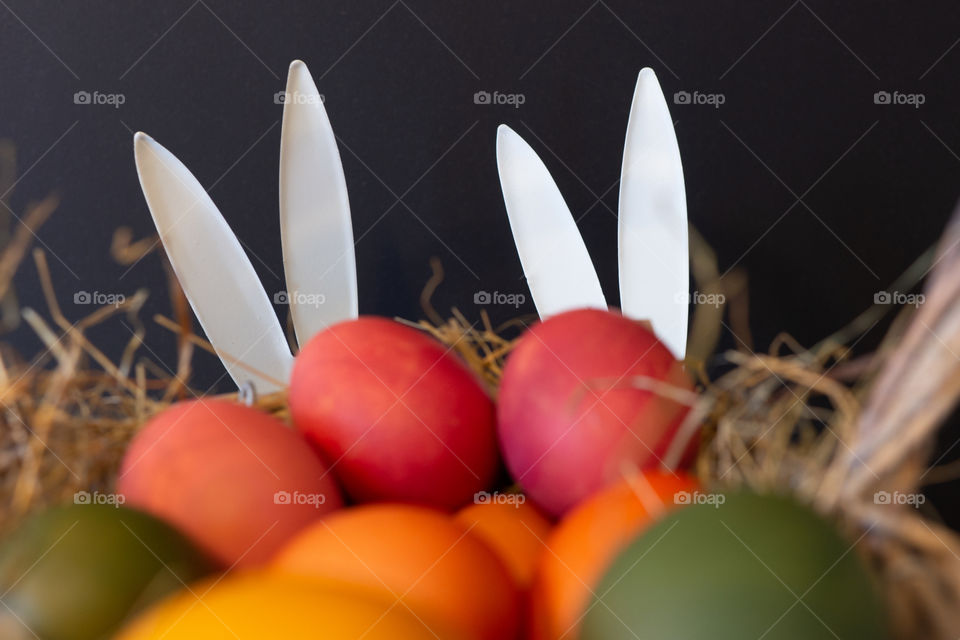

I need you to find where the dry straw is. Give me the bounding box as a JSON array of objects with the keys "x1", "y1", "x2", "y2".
[{"x1": 0, "y1": 135, "x2": 958, "y2": 635}]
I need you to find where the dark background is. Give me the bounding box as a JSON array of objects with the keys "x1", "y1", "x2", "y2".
[{"x1": 2, "y1": 2, "x2": 959, "y2": 518}]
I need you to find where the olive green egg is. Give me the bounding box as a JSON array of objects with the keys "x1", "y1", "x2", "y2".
[
  {"x1": 0, "y1": 503, "x2": 215, "y2": 640},
  {"x1": 582, "y1": 492, "x2": 888, "y2": 640}
]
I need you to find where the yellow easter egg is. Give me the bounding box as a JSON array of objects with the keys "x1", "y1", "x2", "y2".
[{"x1": 115, "y1": 571, "x2": 460, "y2": 640}]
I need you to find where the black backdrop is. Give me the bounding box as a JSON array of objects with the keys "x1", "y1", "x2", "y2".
[{"x1": 2, "y1": 1, "x2": 960, "y2": 520}]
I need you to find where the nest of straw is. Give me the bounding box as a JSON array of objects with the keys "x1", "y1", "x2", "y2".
[{"x1": 1, "y1": 135, "x2": 959, "y2": 637}]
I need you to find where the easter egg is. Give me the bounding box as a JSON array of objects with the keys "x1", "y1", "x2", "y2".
[
  {"x1": 116, "y1": 399, "x2": 343, "y2": 568},
  {"x1": 455, "y1": 495, "x2": 552, "y2": 590},
  {"x1": 582, "y1": 492, "x2": 889, "y2": 640},
  {"x1": 531, "y1": 471, "x2": 698, "y2": 640},
  {"x1": 498, "y1": 308, "x2": 694, "y2": 516},
  {"x1": 116, "y1": 571, "x2": 463, "y2": 639},
  {"x1": 272, "y1": 503, "x2": 520, "y2": 640},
  {"x1": 0, "y1": 504, "x2": 213, "y2": 640},
  {"x1": 289, "y1": 316, "x2": 498, "y2": 510}
]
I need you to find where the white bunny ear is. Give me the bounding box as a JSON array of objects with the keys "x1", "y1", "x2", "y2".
[
  {"x1": 279, "y1": 60, "x2": 358, "y2": 347},
  {"x1": 618, "y1": 68, "x2": 689, "y2": 359},
  {"x1": 134, "y1": 132, "x2": 294, "y2": 392},
  {"x1": 496, "y1": 124, "x2": 606, "y2": 318}
]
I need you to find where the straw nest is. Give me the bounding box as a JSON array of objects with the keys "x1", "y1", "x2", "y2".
[{"x1": 1, "y1": 140, "x2": 959, "y2": 637}]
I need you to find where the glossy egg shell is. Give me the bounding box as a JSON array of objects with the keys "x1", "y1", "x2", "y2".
[
  {"x1": 116, "y1": 399, "x2": 343, "y2": 568},
  {"x1": 289, "y1": 316, "x2": 498, "y2": 510},
  {"x1": 498, "y1": 308, "x2": 694, "y2": 516}
]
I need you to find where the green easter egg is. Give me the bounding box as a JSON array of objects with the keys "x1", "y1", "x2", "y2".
[
  {"x1": 0, "y1": 503, "x2": 215, "y2": 640},
  {"x1": 582, "y1": 492, "x2": 888, "y2": 640}
]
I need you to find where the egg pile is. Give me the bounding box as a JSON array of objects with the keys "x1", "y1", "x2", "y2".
[{"x1": 0, "y1": 309, "x2": 887, "y2": 639}]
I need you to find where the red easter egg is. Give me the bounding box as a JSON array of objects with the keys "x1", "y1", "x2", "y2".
[
  {"x1": 497, "y1": 308, "x2": 695, "y2": 517},
  {"x1": 117, "y1": 399, "x2": 342, "y2": 567},
  {"x1": 289, "y1": 316, "x2": 498, "y2": 510}
]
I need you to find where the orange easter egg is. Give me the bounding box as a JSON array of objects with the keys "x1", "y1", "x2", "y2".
[
  {"x1": 455, "y1": 495, "x2": 552, "y2": 590},
  {"x1": 272, "y1": 504, "x2": 521, "y2": 640},
  {"x1": 115, "y1": 571, "x2": 458, "y2": 639},
  {"x1": 531, "y1": 471, "x2": 698, "y2": 640}
]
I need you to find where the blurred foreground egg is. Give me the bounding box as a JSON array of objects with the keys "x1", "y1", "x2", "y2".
[
  {"x1": 116, "y1": 571, "x2": 462, "y2": 639},
  {"x1": 0, "y1": 504, "x2": 212, "y2": 640},
  {"x1": 531, "y1": 471, "x2": 697, "y2": 640},
  {"x1": 455, "y1": 495, "x2": 552, "y2": 591},
  {"x1": 455, "y1": 496, "x2": 552, "y2": 638},
  {"x1": 272, "y1": 503, "x2": 520, "y2": 640},
  {"x1": 117, "y1": 399, "x2": 343, "y2": 567},
  {"x1": 582, "y1": 492, "x2": 888, "y2": 640}
]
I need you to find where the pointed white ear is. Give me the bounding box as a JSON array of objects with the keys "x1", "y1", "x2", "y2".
[
  {"x1": 618, "y1": 68, "x2": 689, "y2": 359},
  {"x1": 134, "y1": 132, "x2": 294, "y2": 391},
  {"x1": 279, "y1": 60, "x2": 358, "y2": 347},
  {"x1": 496, "y1": 124, "x2": 606, "y2": 318}
]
